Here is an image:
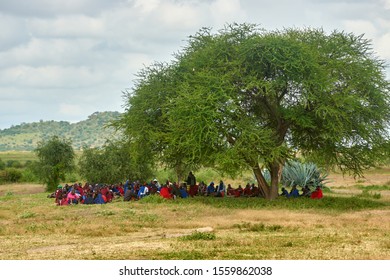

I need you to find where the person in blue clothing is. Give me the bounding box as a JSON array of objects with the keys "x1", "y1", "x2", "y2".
[
  {"x1": 215, "y1": 180, "x2": 226, "y2": 197},
  {"x1": 137, "y1": 183, "x2": 149, "y2": 199},
  {"x1": 179, "y1": 184, "x2": 189, "y2": 198},
  {"x1": 289, "y1": 185, "x2": 300, "y2": 198},
  {"x1": 93, "y1": 189, "x2": 106, "y2": 204},
  {"x1": 207, "y1": 182, "x2": 215, "y2": 196},
  {"x1": 280, "y1": 187, "x2": 289, "y2": 197},
  {"x1": 123, "y1": 180, "x2": 130, "y2": 195}
]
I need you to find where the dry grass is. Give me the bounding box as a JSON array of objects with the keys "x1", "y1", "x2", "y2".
[{"x1": 1, "y1": 171, "x2": 390, "y2": 260}]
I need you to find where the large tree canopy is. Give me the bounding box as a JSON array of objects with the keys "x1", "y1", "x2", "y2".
[{"x1": 118, "y1": 23, "x2": 390, "y2": 199}]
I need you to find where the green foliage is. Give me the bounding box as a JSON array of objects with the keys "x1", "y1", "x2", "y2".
[
  {"x1": 0, "y1": 168, "x2": 23, "y2": 182},
  {"x1": 78, "y1": 140, "x2": 151, "y2": 184},
  {"x1": 33, "y1": 136, "x2": 75, "y2": 192},
  {"x1": 0, "y1": 158, "x2": 5, "y2": 170},
  {"x1": 281, "y1": 161, "x2": 328, "y2": 188},
  {"x1": 118, "y1": 23, "x2": 390, "y2": 199},
  {"x1": 21, "y1": 169, "x2": 39, "y2": 183},
  {"x1": 6, "y1": 160, "x2": 22, "y2": 169}
]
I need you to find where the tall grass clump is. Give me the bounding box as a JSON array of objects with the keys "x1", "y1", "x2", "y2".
[{"x1": 180, "y1": 232, "x2": 216, "y2": 241}]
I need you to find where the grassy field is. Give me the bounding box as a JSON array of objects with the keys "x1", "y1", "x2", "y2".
[
  {"x1": 1, "y1": 151, "x2": 389, "y2": 260},
  {"x1": 0, "y1": 177, "x2": 389, "y2": 260},
  {"x1": 0, "y1": 151, "x2": 38, "y2": 164}
]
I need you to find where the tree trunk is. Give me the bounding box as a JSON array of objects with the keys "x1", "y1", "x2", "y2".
[
  {"x1": 252, "y1": 164, "x2": 271, "y2": 199},
  {"x1": 269, "y1": 161, "x2": 281, "y2": 200},
  {"x1": 252, "y1": 161, "x2": 282, "y2": 200}
]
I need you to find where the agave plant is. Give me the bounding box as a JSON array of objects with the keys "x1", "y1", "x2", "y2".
[{"x1": 281, "y1": 161, "x2": 328, "y2": 189}]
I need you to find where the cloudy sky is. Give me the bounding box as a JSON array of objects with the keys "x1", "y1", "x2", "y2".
[{"x1": 0, "y1": 0, "x2": 389, "y2": 129}]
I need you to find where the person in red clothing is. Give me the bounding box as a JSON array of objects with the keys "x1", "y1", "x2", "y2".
[
  {"x1": 235, "y1": 185, "x2": 243, "y2": 197},
  {"x1": 55, "y1": 185, "x2": 63, "y2": 205},
  {"x1": 227, "y1": 184, "x2": 235, "y2": 196},
  {"x1": 243, "y1": 183, "x2": 252, "y2": 197},
  {"x1": 189, "y1": 184, "x2": 198, "y2": 197},
  {"x1": 160, "y1": 184, "x2": 172, "y2": 199},
  {"x1": 58, "y1": 193, "x2": 69, "y2": 206},
  {"x1": 311, "y1": 186, "x2": 323, "y2": 199},
  {"x1": 76, "y1": 183, "x2": 84, "y2": 196}
]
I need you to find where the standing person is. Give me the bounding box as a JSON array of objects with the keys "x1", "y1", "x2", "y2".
[
  {"x1": 186, "y1": 172, "x2": 196, "y2": 188},
  {"x1": 187, "y1": 172, "x2": 198, "y2": 197}
]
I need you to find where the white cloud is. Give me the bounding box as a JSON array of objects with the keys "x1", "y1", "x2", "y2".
[
  {"x1": 382, "y1": 0, "x2": 390, "y2": 9},
  {"x1": 0, "y1": 0, "x2": 125, "y2": 17},
  {"x1": 133, "y1": 0, "x2": 161, "y2": 13},
  {"x1": 210, "y1": 0, "x2": 246, "y2": 26},
  {"x1": 342, "y1": 20, "x2": 378, "y2": 39},
  {"x1": 376, "y1": 33, "x2": 390, "y2": 60},
  {"x1": 0, "y1": 14, "x2": 30, "y2": 51},
  {"x1": 0, "y1": 65, "x2": 106, "y2": 88}
]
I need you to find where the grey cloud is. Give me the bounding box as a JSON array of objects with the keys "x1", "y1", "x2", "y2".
[
  {"x1": 0, "y1": 14, "x2": 30, "y2": 51},
  {"x1": 0, "y1": 0, "x2": 127, "y2": 17}
]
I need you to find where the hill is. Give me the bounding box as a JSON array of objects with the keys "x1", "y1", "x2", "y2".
[{"x1": 0, "y1": 111, "x2": 122, "y2": 151}]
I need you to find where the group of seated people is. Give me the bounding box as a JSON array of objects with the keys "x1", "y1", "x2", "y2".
[
  {"x1": 279, "y1": 185, "x2": 323, "y2": 199},
  {"x1": 52, "y1": 178, "x2": 323, "y2": 206},
  {"x1": 53, "y1": 183, "x2": 124, "y2": 206}
]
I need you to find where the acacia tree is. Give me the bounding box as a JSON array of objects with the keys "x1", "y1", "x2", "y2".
[
  {"x1": 119, "y1": 24, "x2": 390, "y2": 199},
  {"x1": 33, "y1": 136, "x2": 75, "y2": 192}
]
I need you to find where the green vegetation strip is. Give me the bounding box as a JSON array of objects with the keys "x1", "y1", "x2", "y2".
[{"x1": 165, "y1": 196, "x2": 388, "y2": 212}]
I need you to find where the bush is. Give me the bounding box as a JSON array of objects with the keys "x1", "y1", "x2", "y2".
[
  {"x1": 6, "y1": 160, "x2": 23, "y2": 169},
  {"x1": 21, "y1": 169, "x2": 39, "y2": 183},
  {"x1": 2, "y1": 168, "x2": 23, "y2": 182},
  {"x1": 0, "y1": 158, "x2": 5, "y2": 170}
]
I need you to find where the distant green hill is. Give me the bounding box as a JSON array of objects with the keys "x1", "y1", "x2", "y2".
[{"x1": 0, "y1": 111, "x2": 122, "y2": 151}]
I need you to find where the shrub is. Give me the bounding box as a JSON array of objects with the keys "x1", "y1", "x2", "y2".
[
  {"x1": 6, "y1": 160, "x2": 23, "y2": 169},
  {"x1": 3, "y1": 168, "x2": 23, "y2": 182},
  {"x1": 21, "y1": 169, "x2": 39, "y2": 183},
  {"x1": 0, "y1": 158, "x2": 5, "y2": 170}
]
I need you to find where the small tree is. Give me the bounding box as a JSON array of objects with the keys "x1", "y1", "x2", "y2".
[
  {"x1": 33, "y1": 136, "x2": 75, "y2": 192},
  {"x1": 79, "y1": 140, "x2": 151, "y2": 184}
]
